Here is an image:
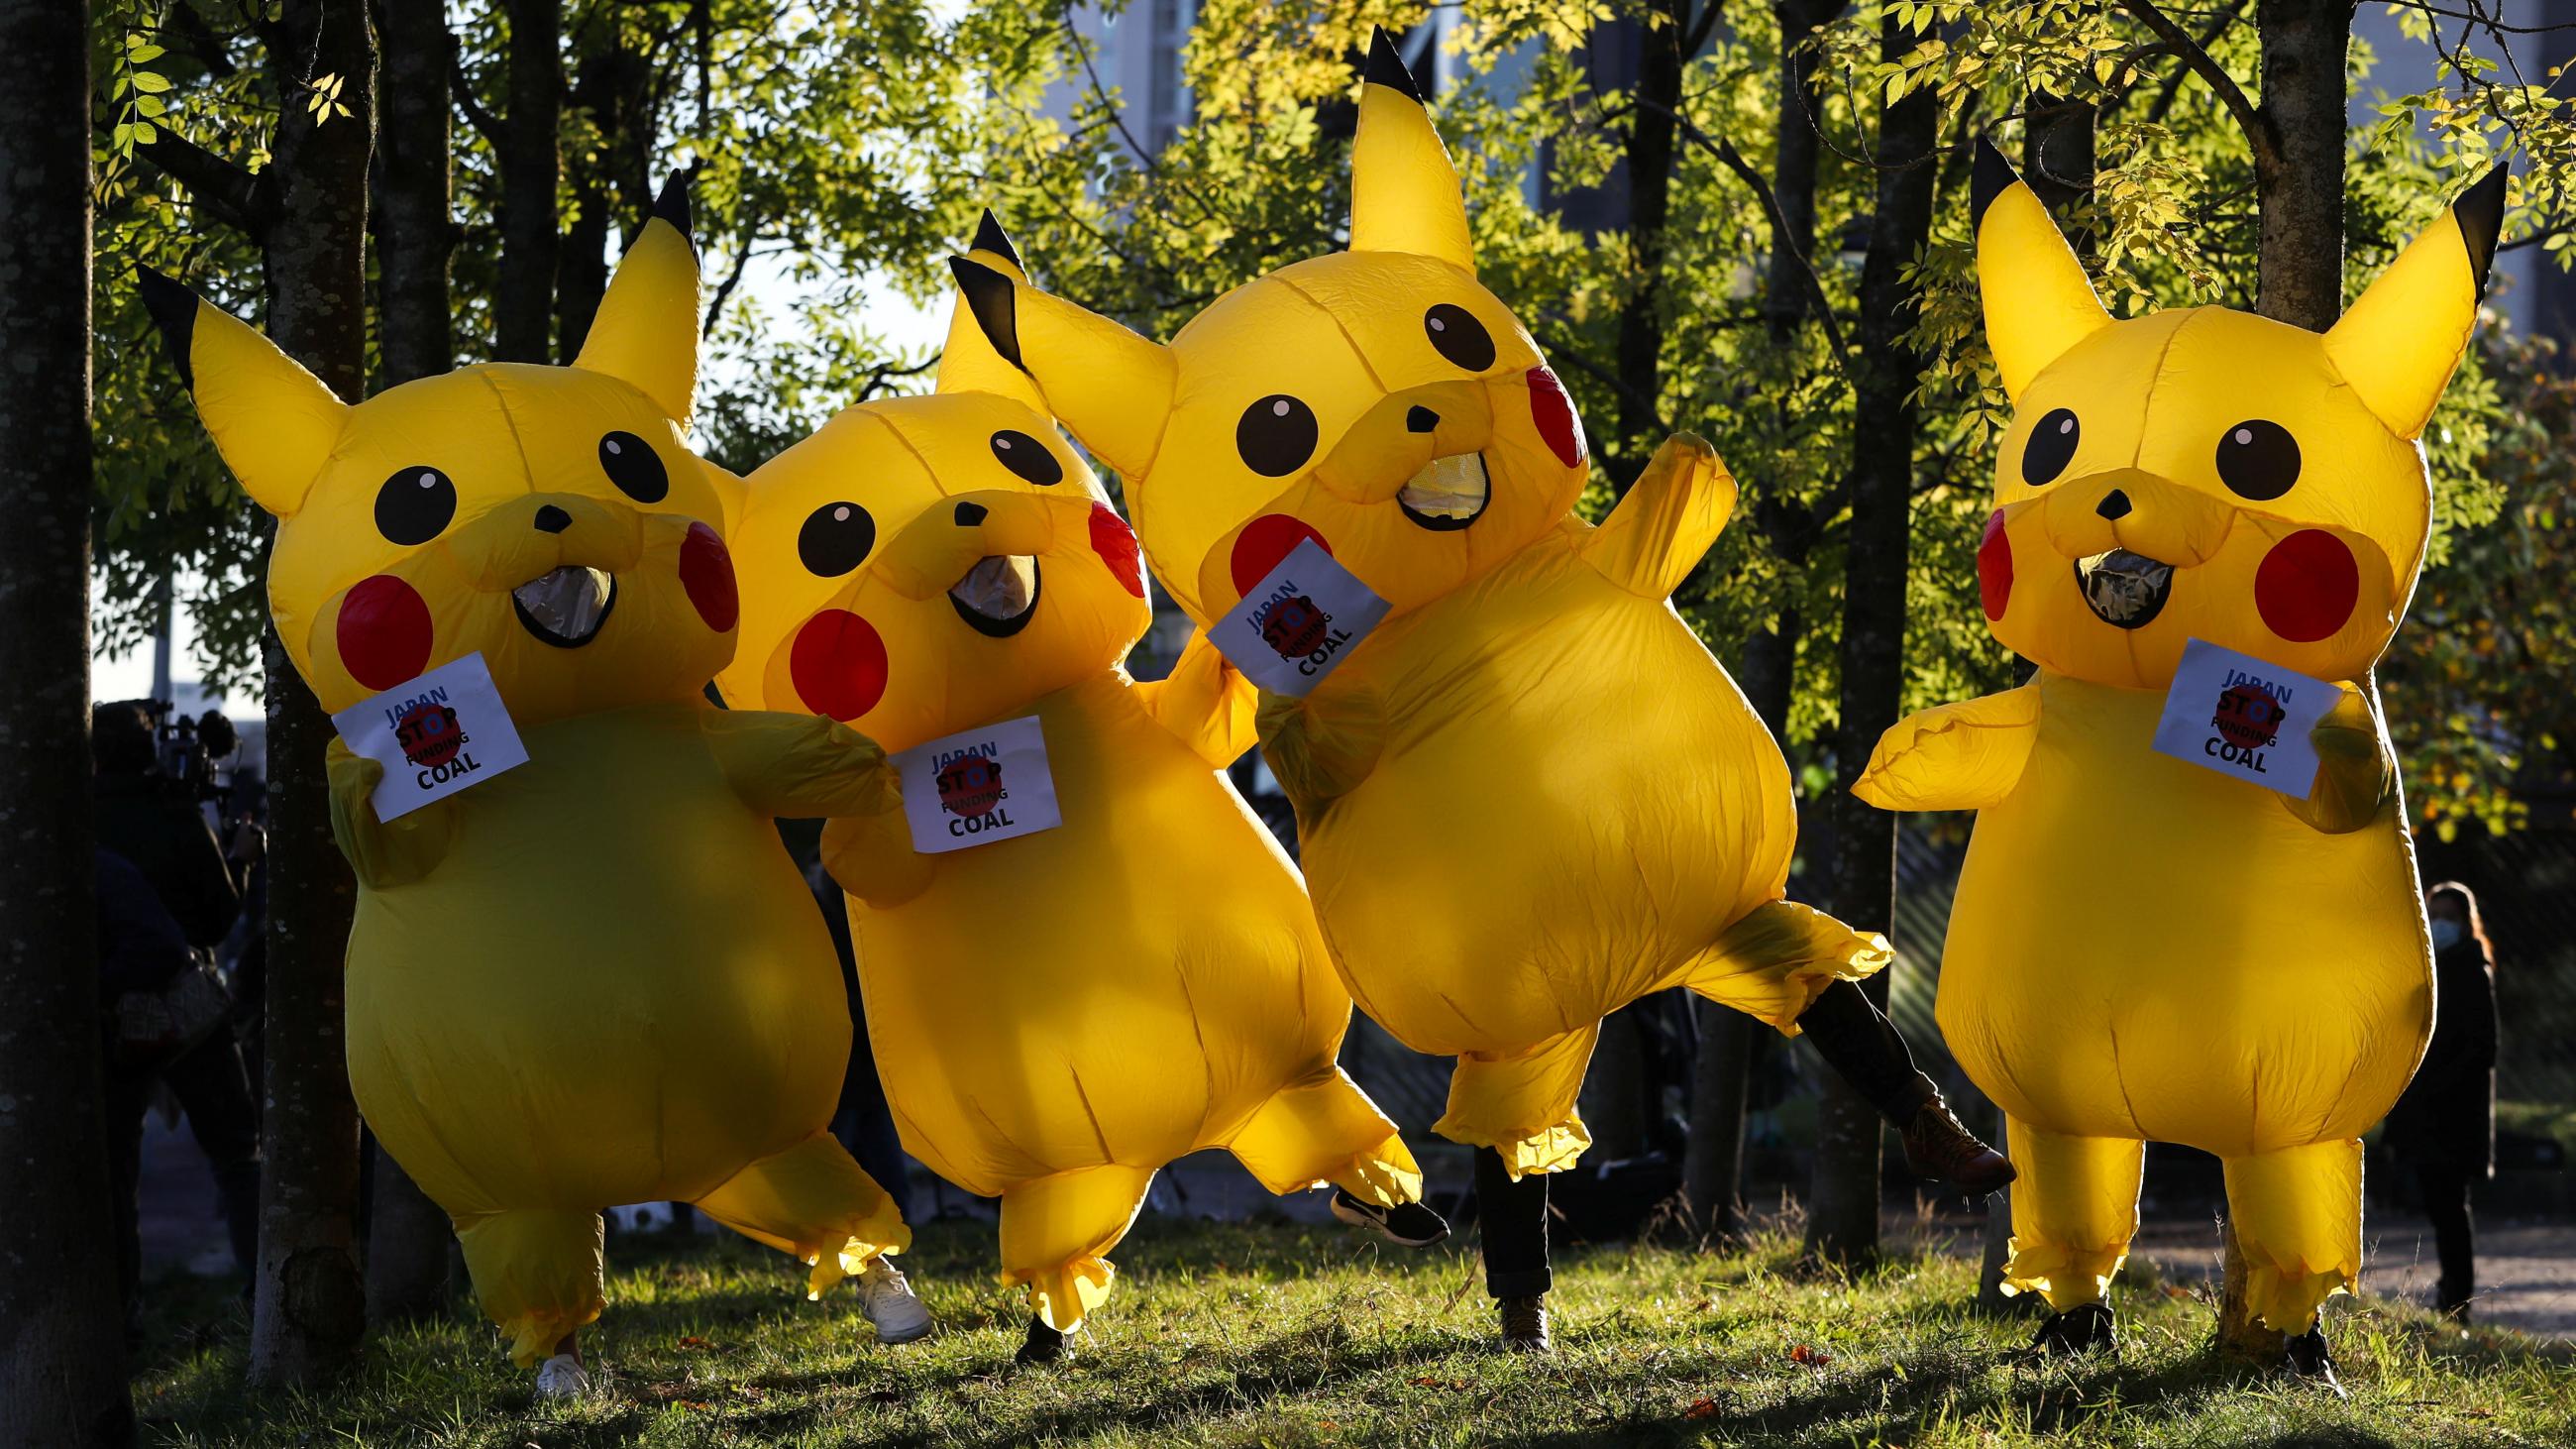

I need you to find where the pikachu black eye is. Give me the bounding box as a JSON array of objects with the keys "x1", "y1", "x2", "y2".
[
  {"x1": 597, "y1": 430, "x2": 669, "y2": 503},
  {"x1": 375, "y1": 465, "x2": 457, "y2": 545},
  {"x1": 2215, "y1": 419, "x2": 2300, "y2": 501},
  {"x1": 2021, "y1": 408, "x2": 2080, "y2": 487},
  {"x1": 1424, "y1": 303, "x2": 1496, "y2": 372},
  {"x1": 990, "y1": 429, "x2": 1063, "y2": 487},
  {"x1": 798, "y1": 502, "x2": 876, "y2": 578},
  {"x1": 1236, "y1": 394, "x2": 1319, "y2": 478}
]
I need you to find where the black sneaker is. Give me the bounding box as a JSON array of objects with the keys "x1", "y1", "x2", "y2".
[
  {"x1": 2026, "y1": 1301, "x2": 2117, "y2": 1359},
  {"x1": 2284, "y1": 1326, "x2": 2345, "y2": 1398},
  {"x1": 1498, "y1": 1294, "x2": 1553, "y2": 1354},
  {"x1": 1015, "y1": 1315, "x2": 1069, "y2": 1366},
  {"x1": 1330, "y1": 1187, "x2": 1451, "y2": 1247}
]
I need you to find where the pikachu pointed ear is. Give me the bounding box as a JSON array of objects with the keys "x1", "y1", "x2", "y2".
[
  {"x1": 2325, "y1": 164, "x2": 2507, "y2": 439},
  {"x1": 947, "y1": 255, "x2": 1176, "y2": 480},
  {"x1": 1973, "y1": 139, "x2": 2111, "y2": 401},
  {"x1": 574, "y1": 169, "x2": 701, "y2": 425},
  {"x1": 139, "y1": 266, "x2": 345, "y2": 517},
  {"x1": 934, "y1": 210, "x2": 1049, "y2": 415},
  {"x1": 1348, "y1": 27, "x2": 1473, "y2": 273}
]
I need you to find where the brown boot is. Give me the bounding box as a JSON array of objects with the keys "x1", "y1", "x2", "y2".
[
  {"x1": 1497, "y1": 1295, "x2": 1553, "y2": 1354},
  {"x1": 1901, "y1": 1093, "x2": 2015, "y2": 1196}
]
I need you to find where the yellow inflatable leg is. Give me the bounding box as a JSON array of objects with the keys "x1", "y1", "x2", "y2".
[
  {"x1": 1684, "y1": 899, "x2": 1894, "y2": 1032},
  {"x1": 1435, "y1": 1024, "x2": 1599, "y2": 1177},
  {"x1": 1227, "y1": 1068, "x2": 1423, "y2": 1207},
  {"x1": 2221, "y1": 1138, "x2": 2362, "y2": 1334},
  {"x1": 453, "y1": 1207, "x2": 605, "y2": 1368},
  {"x1": 998, "y1": 1164, "x2": 1158, "y2": 1334},
  {"x1": 1999, "y1": 1118, "x2": 2143, "y2": 1311},
  {"x1": 694, "y1": 1132, "x2": 912, "y2": 1300}
]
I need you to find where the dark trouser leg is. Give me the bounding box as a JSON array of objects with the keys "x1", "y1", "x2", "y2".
[
  {"x1": 831, "y1": 1015, "x2": 913, "y2": 1226},
  {"x1": 1473, "y1": 1147, "x2": 1552, "y2": 1299},
  {"x1": 1794, "y1": 979, "x2": 1936, "y2": 1127},
  {"x1": 2415, "y1": 1163, "x2": 2475, "y2": 1316},
  {"x1": 162, "y1": 1032, "x2": 263, "y2": 1277}
]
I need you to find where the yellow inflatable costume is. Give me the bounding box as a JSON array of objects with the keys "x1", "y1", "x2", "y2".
[
  {"x1": 1856, "y1": 145, "x2": 2501, "y2": 1341},
  {"x1": 945, "y1": 35, "x2": 1893, "y2": 1177},
  {"x1": 142, "y1": 178, "x2": 914, "y2": 1369},
  {"x1": 717, "y1": 217, "x2": 1428, "y2": 1337}
]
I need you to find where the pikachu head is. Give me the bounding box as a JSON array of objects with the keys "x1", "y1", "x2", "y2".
[
  {"x1": 945, "y1": 29, "x2": 1588, "y2": 628},
  {"x1": 145, "y1": 175, "x2": 738, "y2": 724},
  {"x1": 713, "y1": 215, "x2": 1151, "y2": 754},
  {"x1": 1972, "y1": 141, "x2": 2503, "y2": 690}
]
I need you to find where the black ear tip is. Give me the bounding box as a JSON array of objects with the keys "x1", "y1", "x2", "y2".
[
  {"x1": 1970, "y1": 137, "x2": 2022, "y2": 232},
  {"x1": 970, "y1": 208, "x2": 1023, "y2": 272},
  {"x1": 2455, "y1": 162, "x2": 2510, "y2": 297},
  {"x1": 948, "y1": 255, "x2": 1025, "y2": 373},
  {"x1": 1364, "y1": 25, "x2": 1425, "y2": 102},
  {"x1": 652, "y1": 169, "x2": 696, "y2": 251},
  {"x1": 135, "y1": 265, "x2": 200, "y2": 388}
]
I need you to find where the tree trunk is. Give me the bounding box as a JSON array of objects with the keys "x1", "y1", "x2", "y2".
[
  {"x1": 2253, "y1": 0, "x2": 2347, "y2": 331},
  {"x1": 0, "y1": 2, "x2": 134, "y2": 1441},
  {"x1": 493, "y1": 0, "x2": 561, "y2": 363},
  {"x1": 556, "y1": 17, "x2": 652, "y2": 360},
  {"x1": 246, "y1": 0, "x2": 376, "y2": 1391},
  {"x1": 1608, "y1": 0, "x2": 1691, "y2": 487},
  {"x1": 362, "y1": 0, "x2": 458, "y2": 1326},
  {"x1": 1762, "y1": 1, "x2": 1844, "y2": 338},
  {"x1": 1805, "y1": 14, "x2": 1936, "y2": 1265}
]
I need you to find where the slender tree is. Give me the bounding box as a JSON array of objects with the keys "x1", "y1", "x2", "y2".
[
  {"x1": 1806, "y1": 9, "x2": 1938, "y2": 1264},
  {"x1": 362, "y1": 0, "x2": 458, "y2": 1325},
  {"x1": 0, "y1": 0, "x2": 134, "y2": 1439},
  {"x1": 474, "y1": 0, "x2": 561, "y2": 363}
]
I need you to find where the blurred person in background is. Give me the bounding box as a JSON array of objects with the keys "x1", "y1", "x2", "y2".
[{"x1": 2385, "y1": 880, "x2": 2499, "y2": 1321}]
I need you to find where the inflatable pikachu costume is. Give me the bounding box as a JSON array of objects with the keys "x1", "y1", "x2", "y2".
[
  {"x1": 716, "y1": 217, "x2": 1432, "y2": 1348},
  {"x1": 1856, "y1": 144, "x2": 2499, "y2": 1350},
  {"x1": 143, "y1": 178, "x2": 920, "y2": 1378},
  {"x1": 944, "y1": 35, "x2": 1899, "y2": 1179}
]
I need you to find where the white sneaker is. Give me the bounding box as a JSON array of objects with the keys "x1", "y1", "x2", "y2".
[
  {"x1": 855, "y1": 1257, "x2": 932, "y2": 1345},
  {"x1": 534, "y1": 1353, "x2": 591, "y2": 1398}
]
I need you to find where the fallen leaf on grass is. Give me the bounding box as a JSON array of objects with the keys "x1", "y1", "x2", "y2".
[
  {"x1": 1787, "y1": 1344, "x2": 1832, "y2": 1367},
  {"x1": 1685, "y1": 1397, "x2": 1721, "y2": 1420},
  {"x1": 1407, "y1": 1375, "x2": 1470, "y2": 1389},
  {"x1": 678, "y1": 1336, "x2": 710, "y2": 1350}
]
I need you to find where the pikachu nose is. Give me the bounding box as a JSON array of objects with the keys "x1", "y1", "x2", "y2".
[
  {"x1": 1406, "y1": 405, "x2": 1439, "y2": 434},
  {"x1": 2094, "y1": 489, "x2": 2132, "y2": 521},
  {"x1": 533, "y1": 504, "x2": 573, "y2": 534},
  {"x1": 953, "y1": 501, "x2": 989, "y2": 527}
]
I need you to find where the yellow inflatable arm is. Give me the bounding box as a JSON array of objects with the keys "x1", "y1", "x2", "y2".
[
  {"x1": 1256, "y1": 683, "x2": 1386, "y2": 814},
  {"x1": 1854, "y1": 685, "x2": 2045, "y2": 813},
  {"x1": 1137, "y1": 632, "x2": 1257, "y2": 768},
  {"x1": 2281, "y1": 685, "x2": 2396, "y2": 836},
  {"x1": 326, "y1": 740, "x2": 458, "y2": 888},
  {"x1": 699, "y1": 711, "x2": 900, "y2": 820},
  {"x1": 1575, "y1": 434, "x2": 1738, "y2": 599}
]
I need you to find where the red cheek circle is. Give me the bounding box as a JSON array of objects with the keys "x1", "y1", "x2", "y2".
[
  {"x1": 336, "y1": 575, "x2": 433, "y2": 692},
  {"x1": 1527, "y1": 365, "x2": 1585, "y2": 469},
  {"x1": 1088, "y1": 503, "x2": 1146, "y2": 598},
  {"x1": 1231, "y1": 513, "x2": 1330, "y2": 597},
  {"x1": 1976, "y1": 509, "x2": 2013, "y2": 620},
  {"x1": 2255, "y1": 529, "x2": 2361, "y2": 643},
  {"x1": 789, "y1": 609, "x2": 889, "y2": 721},
  {"x1": 680, "y1": 522, "x2": 739, "y2": 631}
]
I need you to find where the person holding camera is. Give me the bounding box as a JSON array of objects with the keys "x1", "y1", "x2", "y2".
[{"x1": 92, "y1": 702, "x2": 263, "y2": 1323}]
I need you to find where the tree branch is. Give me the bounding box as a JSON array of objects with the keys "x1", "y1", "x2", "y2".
[
  {"x1": 701, "y1": 209, "x2": 763, "y2": 339},
  {"x1": 2113, "y1": 0, "x2": 2274, "y2": 167},
  {"x1": 131, "y1": 125, "x2": 271, "y2": 237},
  {"x1": 447, "y1": 29, "x2": 501, "y2": 142}
]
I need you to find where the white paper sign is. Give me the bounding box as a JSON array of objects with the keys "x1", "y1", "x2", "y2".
[
  {"x1": 331, "y1": 652, "x2": 531, "y2": 821},
  {"x1": 2149, "y1": 638, "x2": 2338, "y2": 798},
  {"x1": 892, "y1": 715, "x2": 1061, "y2": 853},
  {"x1": 1206, "y1": 538, "x2": 1392, "y2": 697}
]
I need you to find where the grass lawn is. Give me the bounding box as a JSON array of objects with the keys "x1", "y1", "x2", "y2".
[{"x1": 133, "y1": 1212, "x2": 2575, "y2": 1447}]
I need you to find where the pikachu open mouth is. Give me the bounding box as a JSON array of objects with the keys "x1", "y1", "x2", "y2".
[
  {"x1": 949, "y1": 554, "x2": 1041, "y2": 638},
  {"x1": 2072, "y1": 549, "x2": 2174, "y2": 630},
  {"x1": 511, "y1": 565, "x2": 616, "y2": 648},
  {"x1": 1397, "y1": 452, "x2": 1491, "y2": 532}
]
